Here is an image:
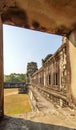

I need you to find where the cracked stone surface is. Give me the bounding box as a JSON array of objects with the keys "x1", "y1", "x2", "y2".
[{"x1": 0, "y1": 115, "x2": 74, "y2": 130}]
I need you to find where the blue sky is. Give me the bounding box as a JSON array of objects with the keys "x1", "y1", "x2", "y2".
[{"x1": 3, "y1": 24, "x2": 62, "y2": 75}]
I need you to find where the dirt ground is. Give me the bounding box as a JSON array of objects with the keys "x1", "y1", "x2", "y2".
[{"x1": 4, "y1": 88, "x2": 32, "y2": 115}]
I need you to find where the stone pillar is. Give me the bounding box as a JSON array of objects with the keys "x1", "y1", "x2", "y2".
[
  {"x1": 44, "y1": 71, "x2": 46, "y2": 86},
  {"x1": 68, "y1": 29, "x2": 76, "y2": 105},
  {"x1": 60, "y1": 99, "x2": 63, "y2": 107},
  {"x1": 0, "y1": 14, "x2": 4, "y2": 117},
  {"x1": 59, "y1": 60, "x2": 62, "y2": 90}
]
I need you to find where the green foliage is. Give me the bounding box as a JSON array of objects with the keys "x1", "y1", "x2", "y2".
[{"x1": 4, "y1": 73, "x2": 26, "y2": 82}]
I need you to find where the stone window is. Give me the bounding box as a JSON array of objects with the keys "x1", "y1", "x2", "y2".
[
  {"x1": 48, "y1": 74, "x2": 51, "y2": 85},
  {"x1": 39, "y1": 77, "x2": 42, "y2": 84},
  {"x1": 53, "y1": 72, "x2": 59, "y2": 85}
]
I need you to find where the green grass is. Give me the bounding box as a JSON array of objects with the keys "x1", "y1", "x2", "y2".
[{"x1": 4, "y1": 89, "x2": 32, "y2": 115}]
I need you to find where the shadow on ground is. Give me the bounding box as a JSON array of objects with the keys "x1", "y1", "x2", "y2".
[{"x1": 0, "y1": 115, "x2": 74, "y2": 130}]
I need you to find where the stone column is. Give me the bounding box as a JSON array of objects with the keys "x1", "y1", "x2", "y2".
[
  {"x1": 0, "y1": 14, "x2": 4, "y2": 117},
  {"x1": 59, "y1": 59, "x2": 62, "y2": 90},
  {"x1": 68, "y1": 29, "x2": 76, "y2": 105},
  {"x1": 44, "y1": 71, "x2": 46, "y2": 86}
]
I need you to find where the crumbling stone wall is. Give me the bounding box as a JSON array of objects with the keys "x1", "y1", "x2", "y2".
[{"x1": 31, "y1": 37, "x2": 71, "y2": 107}]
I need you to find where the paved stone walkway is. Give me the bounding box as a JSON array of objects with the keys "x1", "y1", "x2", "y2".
[
  {"x1": 1, "y1": 87, "x2": 76, "y2": 130},
  {"x1": 0, "y1": 115, "x2": 74, "y2": 130}
]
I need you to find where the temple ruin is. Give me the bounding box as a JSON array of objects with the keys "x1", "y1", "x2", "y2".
[
  {"x1": 0, "y1": 0, "x2": 76, "y2": 118},
  {"x1": 26, "y1": 62, "x2": 38, "y2": 83},
  {"x1": 31, "y1": 37, "x2": 72, "y2": 107}
]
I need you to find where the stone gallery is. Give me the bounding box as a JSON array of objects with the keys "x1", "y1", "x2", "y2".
[{"x1": 30, "y1": 37, "x2": 74, "y2": 107}]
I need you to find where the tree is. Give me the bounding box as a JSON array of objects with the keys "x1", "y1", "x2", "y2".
[{"x1": 4, "y1": 73, "x2": 26, "y2": 82}]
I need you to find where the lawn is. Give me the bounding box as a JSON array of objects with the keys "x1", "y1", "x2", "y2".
[{"x1": 4, "y1": 88, "x2": 32, "y2": 115}]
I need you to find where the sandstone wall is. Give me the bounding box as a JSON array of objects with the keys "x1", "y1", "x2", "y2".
[{"x1": 69, "y1": 30, "x2": 76, "y2": 104}]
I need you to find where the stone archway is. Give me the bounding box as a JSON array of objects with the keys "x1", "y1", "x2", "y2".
[{"x1": 0, "y1": 0, "x2": 76, "y2": 117}]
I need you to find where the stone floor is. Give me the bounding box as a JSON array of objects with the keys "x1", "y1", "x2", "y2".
[
  {"x1": 0, "y1": 87, "x2": 76, "y2": 130},
  {"x1": 0, "y1": 115, "x2": 74, "y2": 130}
]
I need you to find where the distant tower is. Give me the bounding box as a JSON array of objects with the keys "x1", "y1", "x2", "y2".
[{"x1": 26, "y1": 62, "x2": 38, "y2": 83}]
